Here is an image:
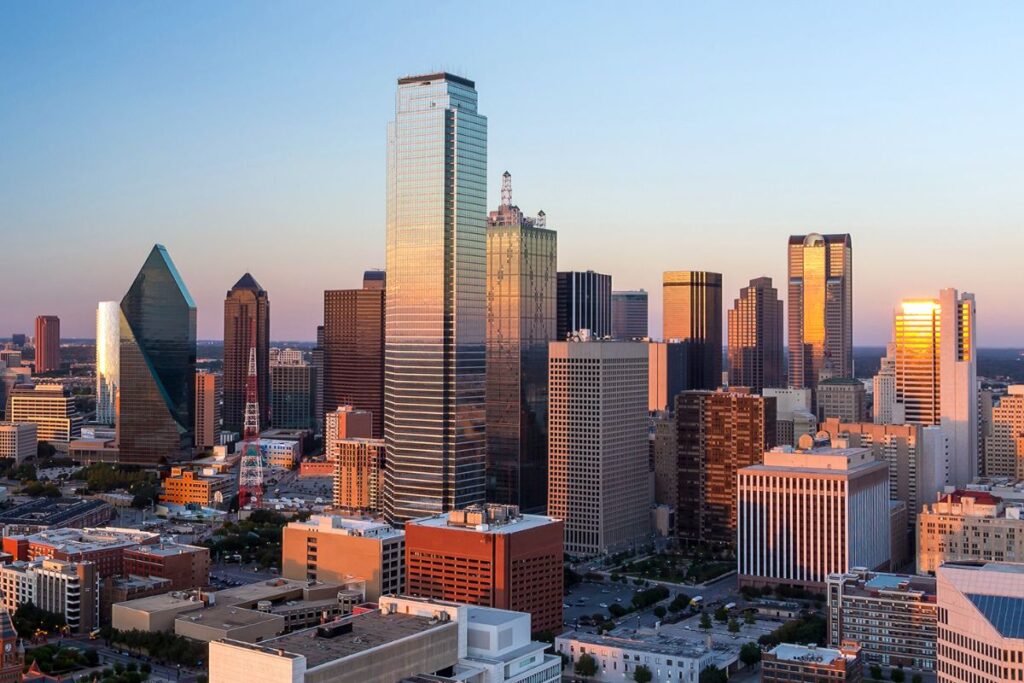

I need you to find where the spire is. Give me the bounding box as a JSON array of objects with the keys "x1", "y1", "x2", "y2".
[
  {"x1": 231, "y1": 272, "x2": 264, "y2": 292},
  {"x1": 501, "y1": 171, "x2": 512, "y2": 208}
]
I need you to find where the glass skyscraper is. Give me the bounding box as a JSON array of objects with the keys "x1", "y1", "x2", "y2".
[
  {"x1": 223, "y1": 274, "x2": 270, "y2": 437},
  {"x1": 663, "y1": 270, "x2": 723, "y2": 391},
  {"x1": 118, "y1": 244, "x2": 197, "y2": 466},
  {"x1": 556, "y1": 271, "x2": 612, "y2": 339},
  {"x1": 383, "y1": 73, "x2": 487, "y2": 523},
  {"x1": 485, "y1": 171, "x2": 556, "y2": 513},
  {"x1": 95, "y1": 301, "x2": 120, "y2": 425}
]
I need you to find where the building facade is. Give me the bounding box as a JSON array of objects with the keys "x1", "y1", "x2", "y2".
[
  {"x1": 548, "y1": 339, "x2": 650, "y2": 557},
  {"x1": 762, "y1": 643, "x2": 863, "y2": 682},
  {"x1": 405, "y1": 505, "x2": 564, "y2": 633},
  {"x1": 161, "y1": 467, "x2": 234, "y2": 507},
  {"x1": 194, "y1": 370, "x2": 221, "y2": 451},
  {"x1": 95, "y1": 301, "x2": 120, "y2": 425},
  {"x1": 281, "y1": 515, "x2": 403, "y2": 601},
  {"x1": 984, "y1": 385, "x2": 1024, "y2": 478},
  {"x1": 485, "y1": 171, "x2": 556, "y2": 513},
  {"x1": 33, "y1": 315, "x2": 60, "y2": 374},
  {"x1": 827, "y1": 569, "x2": 937, "y2": 670},
  {"x1": 332, "y1": 438, "x2": 385, "y2": 513},
  {"x1": 816, "y1": 377, "x2": 867, "y2": 423},
  {"x1": 663, "y1": 271, "x2": 722, "y2": 391},
  {"x1": 323, "y1": 277, "x2": 385, "y2": 438},
  {"x1": 936, "y1": 562, "x2": 1024, "y2": 683},
  {"x1": 648, "y1": 341, "x2": 688, "y2": 412},
  {"x1": 384, "y1": 73, "x2": 487, "y2": 523},
  {"x1": 556, "y1": 270, "x2": 612, "y2": 339},
  {"x1": 555, "y1": 631, "x2": 718, "y2": 683},
  {"x1": 787, "y1": 233, "x2": 853, "y2": 388},
  {"x1": 727, "y1": 276, "x2": 783, "y2": 393},
  {"x1": 0, "y1": 558, "x2": 98, "y2": 633},
  {"x1": 892, "y1": 290, "x2": 978, "y2": 486},
  {"x1": 223, "y1": 274, "x2": 270, "y2": 437},
  {"x1": 917, "y1": 490, "x2": 1024, "y2": 573},
  {"x1": 674, "y1": 390, "x2": 776, "y2": 545},
  {"x1": 611, "y1": 290, "x2": 648, "y2": 340},
  {"x1": 118, "y1": 244, "x2": 196, "y2": 466},
  {"x1": 5, "y1": 384, "x2": 81, "y2": 445},
  {"x1": 873, "y1": 343, "x2": 900, "y2": 424},
  {"x1": 738, "y1": 443, "x2": 890, "y2": 590},
  {"x1": 0, "y1": 422, "x2": 36, "y2": 464},
  {"x1": 270, "y1": 361, "x2": 316, "y2": 430}
]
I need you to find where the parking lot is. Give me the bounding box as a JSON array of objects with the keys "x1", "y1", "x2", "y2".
[{"x1": 265, "y1": 468, "x2": 332, "y2": 506}]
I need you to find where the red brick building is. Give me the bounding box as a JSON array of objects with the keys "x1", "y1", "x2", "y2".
[
  {"x1": 2, "y1": 528, "x2": 160, "y2": 578},
  {"x1": 123, "y1": 544, "x2": 210, "y2": 590},
  {"x1": 404, "y1": 504, "x2": 563, "y2": 633}
]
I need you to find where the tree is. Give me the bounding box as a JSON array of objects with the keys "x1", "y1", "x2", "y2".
[
  {"x1": 739, "y1": 642, "x2": 761, "y2": 666},
  {"x1": 714, "y1": 605, "x2": 728, "y2": 622},
  {"x1": 869, "y1": 664, "x2": 883, "y2": 681},
  {"x1": 727, "y1": 617, "x2": 740, "y2": 634},
  {"x1": 653, "y1": 606, "x2": 667, "y2": 618},
  {"x1": 633, "y1": 664, "x2": 653, "y2": 683},
  {"x1": 744, "y1": 610, "x2": 756, "y2": 625},
  {"x1": 699, "y1": 613, "x2": 712, "y2": 632},
  {"x1": 699, "y1": 664, "x2": 728, "y2": 683},
  {"x1": 574, "y1": 653, "x2": 598, "y2": 679},
  {"x1": 890, "y1": 668, "x2": 905, "y2": 683},
  {"x1": 911, "y1": 675, "x2": 923, "y2": 683}
]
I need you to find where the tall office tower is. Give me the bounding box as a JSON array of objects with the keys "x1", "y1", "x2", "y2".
[
  {"x1": 324, "y1": 278, "x2": 385, "y2": 439},
  {"x1": 547, "y1": 339, "x2": 650, "y2": 556},
  {"x1": 873, "y1": 343, "x2": 901, "y2": 424},
  {"x1": 118, "y1": 244, "x2": 196, "y2": 466},
  {"x1": 611, "y1": 290, "x2": 648, "y2": 339},
  {"x1": 663, "y1": 271, "x2": 723, "y2": 391},
  {"x1": 270, "y1": 360, "x2": 316, "y2": 430},
  {"x1": 727, "y1": 277, "x2": 783, "y2": 393},
  {"x1": 556, "y1": 271, "x2": 612, "y2": 339},
  {"x1": 984, "y1": 386, "x2": 1024, "y2": 477},
  {"x1": 648, "y1": 341, "x2": 688, "y2": 412},
  {"x1": 787, "y1": 233, "x2": 853, "y2": 388},
  {"x1": 95, "y1": 302, "x2": 120, "y2": 425},
  {"x1": 5, "y1": 385, "x2": 81, "y2": 445},
  {"x1": 194, "y1": 370, "x2": 221, "y2": 451},
  {"x1": 312, "y1": 325, "x2": 324, "y2": 433},
  {"x1": 222, "y1": 274, "x2": 270, "y2": 437},
  {"x1": 33, "y1": 315, "x2": 60, "y2": 374},
  {"x1": 333, "y1": 437, "x2": 386, "y2": 513},
  {"x1": 674, "y1": 390, "x2": 776, "y2": 545},
  {"x1": 362, "y1": 269, "x2": 385, "y2": 291},
  {"x1": 935, "y1": 562, "x2": 1024, "y2": 683},
  {"x1": 383, "y1": 73, "x2": 487, "y2": 523},
  {"x1": 738, "y1": 441, "x2": 890, "y2": 591},
  {"x1": 893, "y1": 289, "x2": 978, "y2": 486},
  {"x1": 485, "y1": 171, "x2": 556, "y2": 512},
  {"x1": 815, "y1": 377, "x2": 867, "y2": 422}
]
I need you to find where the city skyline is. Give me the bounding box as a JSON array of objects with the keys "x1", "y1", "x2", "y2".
[{"x1": 3, "y1": 5, "x2": 1023, "y2": 345}]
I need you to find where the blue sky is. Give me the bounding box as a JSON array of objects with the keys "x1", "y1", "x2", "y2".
[{"x1": 2, "y1": 2, "x2": 1022, "y2": 344}]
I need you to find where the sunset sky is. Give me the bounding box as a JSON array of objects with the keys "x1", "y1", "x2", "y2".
[{"x1": 3, "y1": 3, "x2": 1022, "y2": 345}]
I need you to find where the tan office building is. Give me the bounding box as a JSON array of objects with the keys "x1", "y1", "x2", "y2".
[
  {"x1": 662, "y1": 271, "x2": 722, "y2": 391},
  {"x1": 984, "y1": 385, "x2": 1024, "y2": 478},
  {"x1": 332, "y1": 438, "x2": 385, "y2": 513},
  {"x1": 194, "y1": 370, "x2": 221, "y2": 450},
  {"x1": 917, "y1": 490, "x2": 1024, "y2": 573},
  {"x1": 5, "y1": 384, "x2": 81, "y2": 445}
]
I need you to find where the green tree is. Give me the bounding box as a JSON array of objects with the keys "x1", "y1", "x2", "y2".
[
  {"x1": 714, "y1": 605, "x2": 728, "y2": 622},
  {"x1": 911, "y1": 675, "x2": 923, "y2": 683},
  {"x1": 633, "y1": 664, "x2": 653, "y2": 683},
  {"x1": 727, "y1": 617, "x2": 740, "y2": 634},
  {"x1": 574, "y1": 653, "x2": 598, "y2": 679},
  {"x1": 739, "y1": 642, "x2": 761, "y2": 666},
  {"x1": 699, "y1": 664, "x2": 728, "y2": 683},
  {"x1": 699, "y1": 613, "x2": 712, "y2": 631},
  {"x1": 869, "y1": 664, "x2": 883, "y2": 681},
  {"x1": 890, "y1": 668, "x2": 905, "y2": 683},
  {"x1": 653, "y1": 606, "x2": 666, "y2": 618},
  {"x1": 744, "y1": 610, "x2": 756, "y2": 625}
]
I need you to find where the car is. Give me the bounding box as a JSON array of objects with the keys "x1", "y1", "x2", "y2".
[
  {"x1": 563, "y1": 603, "x2": 570, "y2": 609},
  {"x1": 615, "y1": 597, "x2": 622, "y2": 602},
  {"x1": 599, "y1": 603, "x2": 608, "y2": 608}
]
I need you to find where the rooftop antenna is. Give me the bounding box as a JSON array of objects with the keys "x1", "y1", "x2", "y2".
[{"x1": 500, "y1": 171, "x2": 512, "y2": 208}]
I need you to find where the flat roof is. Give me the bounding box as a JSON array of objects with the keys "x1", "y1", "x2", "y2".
[
  {"x1": 559, "y1": 630, "x2": 709, "y2": 659},
  {"x1": 127, "y1": 543, "x2": 205, "y2": 557},
  {"x1": 466, "y1": 606, "x2": 522, "y2": 627},
  {"x1": 770, "y1": 643, "x2": 849, "y2": 664},
  {"x1": 408, "y1": 513, "x2": 558, "y2": 535},
  {"x1": 397, "y1": 72, "x2": 474, "y2": 88},
  {"x1": 288, "y1": 515, "x2": 403, "y2": 540},
  {"x1": 0, "y1": 498, "x2": 111, "y2": 525},
  {"x1": 245, "y1": 610, "x2": 454, "y2": 669},
  {"x1": 114, "y1": 592, "x2": 204, "y2": 613},
  {"x1": 177, "y1": 604, "x2": 281, "y2": 629},
  {"x1": 13, "y1": 526, "x2": 158, "y2": 552}
]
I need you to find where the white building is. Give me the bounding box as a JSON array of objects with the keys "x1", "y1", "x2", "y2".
[
  {"x1": 555, "y1": 631, "x2": 720, "y2": 683},
  {"x1": 0, "y1": 558, "x2": 99, "y2": 633},
  {"x1": 547, "y1": 338, "x2": 651, "y2": 557},
  {"x1": 984, "y1": 385, "x2": 1024, "y2": 478},
  {"x1": 5, "y1": 384, "x2": 81, "y2": 446},
  {"x1": 259, "y1": 439, "x2": 302, "y2": 469},
  {"x1": 738, "y1": 438, "x2": 891, "y2": 590},
  {"x1": 872, "y1": 343, "x2": 904, "y2": 424},
  {"x1": 95, "y1": 301, "x2": 120, "y2": 425},
  {"x1": 0, "y1": 422, "x2": 36, "y2": 463},
  {"x1": 936, "y1": 562, "x2": 1024, "y2": 683},
  {"x1": 763, "y1": 388, "x2": 814, "y2": 447}
]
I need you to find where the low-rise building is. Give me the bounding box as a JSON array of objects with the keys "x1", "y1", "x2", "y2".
[
  {"x1": 68, "y1": 438, "x2": 119, "y2": 464},
  {"x1": 827, "y1": 569, "x2": 937, "y2": 671},
  {"x1": 5, "y1": 384, "x2": 82, "y2": 447},
  {"x1": 555, "y1": 631, "x2": 721, "y2": 683},
  {"x1": 123, "y1": 543, "x2": 210, "y2": 591},
  {"x1": 0, "y1": 558, "x2": 99, "y2": 633},
  {"x1": 281, "y1": 515, "x2": 404, "y2": 601},
  {"x1": 0, "y1": 498, "x2": 114, "y2": 530},
  {"x1": 2, "y1": 527, "x2": 160, "y2": 577},
  {"x1": 917, "y1": 490, "x2": 1024, "y2": 574},
  {"x1": 208, "y1": 595, "x2": 561, "y2": 683},
  {"x1": 0, "y1": 422, "x2": 36, "y2": 463},
  {"x1": 936, "y1": 561, "x2": 1024, "y2": 683},
  {"x1": 260, "y1": 439, "x2": 302, "y2": 470},
  {"x1": 762, "y1": 642, "x2": 863, "y2": 682},
  {"x1": 161, "y1": 467, "x2": 235, "y2": 507}
]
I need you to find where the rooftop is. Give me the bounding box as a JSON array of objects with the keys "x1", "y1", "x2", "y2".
[
  {"x1": 770, "y1": 643, "x2": 855, "y2": 665},
  {"x1": 287, "y1": 515, "x2": 403, "y2": 540},
  {"x1": 235, "y1": 610, "x2": 455, "y2": 669},
  {"x1": 126, "y1": 543, "x2": 207, "y2": 558},
  {"x1": 466, "y1": 606, "x2": 522, "y2": 627},
  {"x1": 397, "y1": 72, "x2": 474, "y2": 88},
  {"x1": 830, "y1": 570, "x2": 936, "y2": 601},
  {"x1": 559, "y1": 630, "x2": 710, "y2": 659},
  {"x1": 177, "y1": 603, "x2": 281, "y2": 630},
  {"x1": 12, "y1": 527, "x2": 159, "y2": 553},
  {"x1": 0, "y1": 498, "x2": 112, "y2": 526},
  {"x1": 967, "y1": 594, "x2": 1024, "y2": 639},
  {"x1": 409, "y1": 505, "x2": 559, "y2": 534}
]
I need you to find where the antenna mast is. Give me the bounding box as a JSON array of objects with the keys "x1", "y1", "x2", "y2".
[
  {"x1": 500, "y1": 170, "x2": 512, "y2": 208},
  {"x1": 238, "y1": 322, "x2": 264, "y2": 509}
]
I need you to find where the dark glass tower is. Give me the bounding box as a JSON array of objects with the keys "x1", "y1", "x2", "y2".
[
  {"x1": 727, "y1": 277, "x2": 784, "y2": 393},
  {"x1": 118, "y1": 244, "x2": 197, "y2": 466},
  {"x1": 485, "y1": 172, "x2": 556, "y2": 512},
  {"x1": 663, "y1": 271, "x2": 723, "y2": 391},
  {"x1": 223, "y1": 274, "x2": 270, "y2": 436},
  {"x1": 556, "y1": 271, "x2": 612, "y2": 339}
]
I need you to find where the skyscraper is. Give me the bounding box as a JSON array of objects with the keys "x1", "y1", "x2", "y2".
[
  {"x1": 223, "y1": 274, "x2": 270, "y2": 437},
  {"x1": 727, "y1": 277, "x2": 783, "y2": 393},
  {"x1": 33, "y1": 315, "x2": 60, "y2": 374},
  {"x1": 95, "y1": 302, "x2": 120, "y2": 425},
  {"x1": 194, "y1": 370, "x2": 221, "y2": 450},
  {"x1": 611, "y1": 290, "x2": 648, "y2": 339},
  {"x1": 270, "y1": 359, "x2": 316, "y2": 430},
  {"x1": 118, "y1": 244, "x2": 196, "y2": 466},
  {"x1": 892, "y1": 289, "x2": 977, "y2": 485},
  {"x1": 383, "y1": 73, "x2": 487, "y2": 523},
  {"x1": 787, "y1": 233, "x2": 853, "y2": 388},
  {"x1": 323, "y1": 273, "x2": 385, "y2": 439},
  {"x1": 312, "y1": 325, "x2": 324, "y2": 433},
  {"x1": 556, "y1": 271, "x2": 612, "y2": 339},
  {"x1": 663, "y1": 271, "x2": 722, "y2": 390},
  {"x1": 485, "y1": 171, "x2": 556, "y2": 512},
  {"x1": 547, "y1": 338, "x2": 651, "y2": 556}
]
